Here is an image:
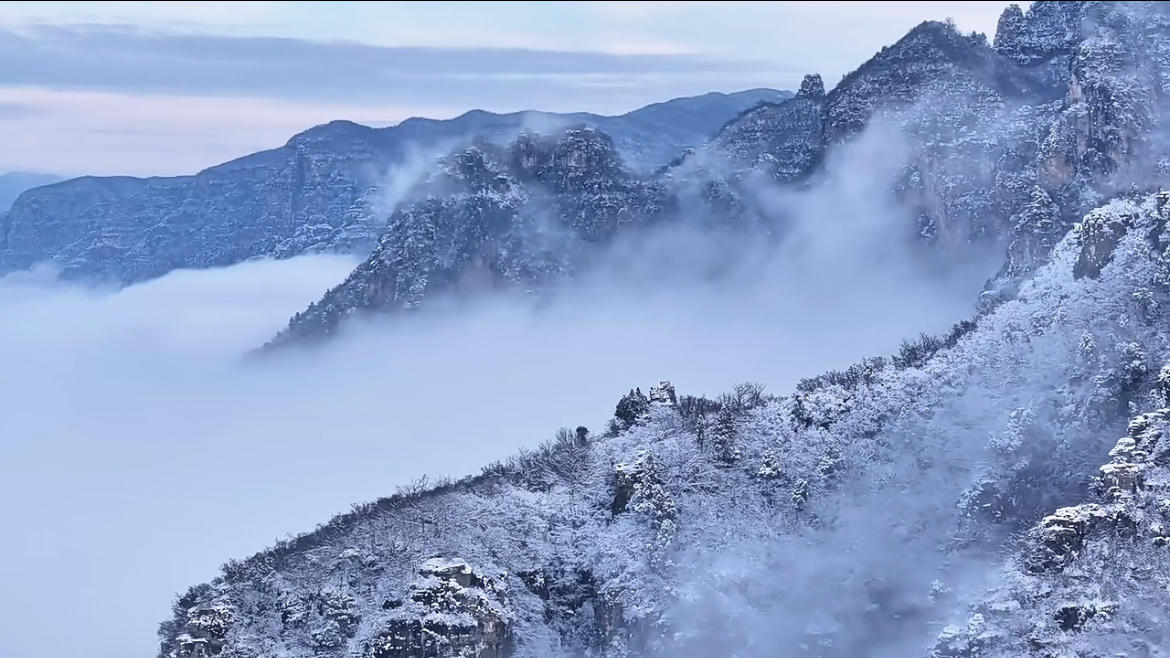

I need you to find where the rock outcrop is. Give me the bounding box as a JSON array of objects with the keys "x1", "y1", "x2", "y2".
[
  {"x1": 936, "y1": 406, "x2": 1170, "y2": 656},
  {"x1": 373, "y1": 558, "x2": 511, "y2": 658}
]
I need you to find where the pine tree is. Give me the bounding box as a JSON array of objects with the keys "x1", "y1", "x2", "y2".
[
  {"x1": 1005, "y1": 186, "x2": 1061, "y2": 276},
  {"x1": 1157, "y1": 365, "x2": 1170, "y2": 406},
  {"x1": 757, "y1": 449, "x2": 782, "y2": 480},
  {"x1": 711, "y1": 406, "x2": 740, "y2": 465},
  {"x1": 792, "y1": 479, "x2": 810, "y2": 508},
  {"x1": 613, "y1": 388, "x2": 650, "y2": 430}
]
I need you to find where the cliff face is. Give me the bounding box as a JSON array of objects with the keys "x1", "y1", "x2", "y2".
[
  {"x1": 700, "y1": 73, "x2": 827, "y2": 182},
  {"x1": 935, "y1": 403, "x2": 1170, "y2": 657},
  {"x1": 0, "y1": 122, "x2": 400, "y2": 282}
]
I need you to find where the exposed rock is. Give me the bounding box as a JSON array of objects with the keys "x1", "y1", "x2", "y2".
[
  {"x1": 1028, "y1": 503, "x2": 1118, "y2": 572},
  {"x1": 704, "y1": 85, "x2": 826, "y2": 182},
  {"x1": 1053, "y1": 600, "x2": 1116, "y2": 632},
  {"x1": 1073, "y1": 204, "x2": 1132, "y2": 278},
  {"x1": 167, "y1": 601, "x2": 233, "y2": 658},
  {"x1": 940, "y1": 398, "x2": 1170, "y2": 656},
  {"x1": 373, "y1": 558, "x2": 511, "y2": 658},
  {"x1": 797, "y1": 73, "x2": 825, "y2": 99},
  {"x1": 647, "y1": 380, "x2": 676, "y2": 406},
  {"x1": 266, "y1": 129, "x2": 675, "y2": 347},
  {"x1": 994, "y1": 1, "x2": 1083, "y2": 68}
]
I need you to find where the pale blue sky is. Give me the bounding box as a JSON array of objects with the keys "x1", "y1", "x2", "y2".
[{"x1": 0, "y1": 1, "x2": 1012, "y2": 176}]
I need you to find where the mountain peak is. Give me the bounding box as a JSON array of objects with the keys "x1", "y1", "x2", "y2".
[
  {"x1": 511, "y1": 126, "x2": 626, "y2": 185},
  {"x1": 993, "y1": 0, "x2": 1086, "y2": 65},
  {"x1": 285, "y1": 119, "x2": 376, "y2": 148},
  {"x1": 796, "y1": 73, "x2": 825, "y2": 99}
]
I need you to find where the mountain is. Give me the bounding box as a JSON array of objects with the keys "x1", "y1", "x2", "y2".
[
  {"x1": 0, "y1": 171, "x2": 62, "y2": 211},
  {"x1": 275, "y1": 1, "x2": 1170, "y2": 348},
  {"x1": 0, "y1": 89, "x2": 786, "y2": 283},
  {"x1": 161, "y1": 190, "x2": 1170, "y2": 658},
  {"x1": 533, "y1": 88, "x2": 791, "y2": 171},
  {"x1": 161, "y1": 2, "x2": 1170, "y2": 656},
  {"x1": 267, "y1": 127, "x2": 676, "y2": 346}
]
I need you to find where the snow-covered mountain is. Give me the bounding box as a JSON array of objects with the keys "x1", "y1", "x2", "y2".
[
  {"x1": 160, "y1": 2, "x2": 1170, "y2": 657},
  {"x1": 0, "y1": 89, "x2": 786, "y2": 283},
  {"x1": 273, "y1": 1, "x2": 1170, "y2": 348},
  {"x1": 267, "y1": 127, "x2": 677, "y2": 346},
  {"x1": 163, "y1": 191, "x2": 1170, "y2": 658}
]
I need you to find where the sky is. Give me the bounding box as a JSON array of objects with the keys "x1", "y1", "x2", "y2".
[{"x1": 0, "y1": 1, "x2": 1013, "y2": 176}]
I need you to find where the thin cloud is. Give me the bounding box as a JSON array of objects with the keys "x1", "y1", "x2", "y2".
[
  {"x1": 0, "y1": 24, "x2": 764, "y2": 101},
  {"x1": 0, "y1": 99, "x2": 34, "y2": 117}
]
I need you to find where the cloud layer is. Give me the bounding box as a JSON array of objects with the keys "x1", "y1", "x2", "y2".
[{"x1": 0, "y1": 25, "x2": 761, "y2": 103}]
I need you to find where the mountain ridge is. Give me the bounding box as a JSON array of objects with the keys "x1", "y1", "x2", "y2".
[{"x1": 0, "y1": 88, "x2": 787, "y2": 283}]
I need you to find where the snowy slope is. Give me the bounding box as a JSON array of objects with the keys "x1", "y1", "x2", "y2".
[{"x1": 162, "y1": 191, "x2": 1170, "y2": 657}]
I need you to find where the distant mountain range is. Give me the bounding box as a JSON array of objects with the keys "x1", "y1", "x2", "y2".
[{"x1": 0, "y1": 88, "x2": 787, "y2": 283}]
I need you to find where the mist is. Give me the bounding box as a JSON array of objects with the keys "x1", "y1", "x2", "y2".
[{"x1": 0, "y1": 120, "x2": 996, "y2": 658}]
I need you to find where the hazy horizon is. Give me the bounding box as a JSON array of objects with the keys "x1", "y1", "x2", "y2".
[{"x1": 0, "y1": 1, "x2": 1011, "y2": 177}]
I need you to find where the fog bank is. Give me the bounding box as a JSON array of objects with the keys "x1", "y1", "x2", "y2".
[{"x1": 0, "y1": 173, "x2": 989, "y2": 657}]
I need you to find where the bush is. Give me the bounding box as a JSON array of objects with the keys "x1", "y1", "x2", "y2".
[{"x1": 893, "y1": 332, "x2": 947, "y2": 369}]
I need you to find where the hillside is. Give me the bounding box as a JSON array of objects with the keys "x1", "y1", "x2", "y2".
[{"x1": 162, "y1": 190, "x2": 1170, "y2": 657}]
